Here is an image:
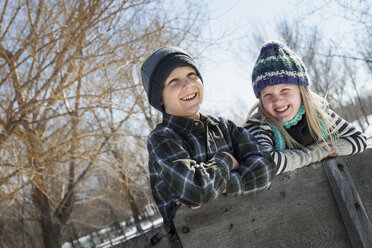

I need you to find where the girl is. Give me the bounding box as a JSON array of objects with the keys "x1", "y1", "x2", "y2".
[{"x1": 245, "y1": 40, "x2": 367, "y2": 175}]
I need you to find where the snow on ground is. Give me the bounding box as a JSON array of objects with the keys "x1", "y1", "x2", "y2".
[{"x1": 62, "y1": 216, "x2": 163, "y2": 248}]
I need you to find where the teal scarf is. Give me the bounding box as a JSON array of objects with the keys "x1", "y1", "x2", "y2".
[{"x1": 269, "y1": 104, "x2": 328, "y2": 151}]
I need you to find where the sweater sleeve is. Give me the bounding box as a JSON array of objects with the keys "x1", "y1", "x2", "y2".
[
  {"x1": 244, "y1": 118, "x2": 329, "y2": 175},
  {"x1": 328, "y1": 109, "x2": 367, "y2": 155},
  {"x1": 227, "y1": 119, "x2": 276, "y2": 194},
  {"x1": 148, "y1": 131, "x2": 233, "y2": 206}
]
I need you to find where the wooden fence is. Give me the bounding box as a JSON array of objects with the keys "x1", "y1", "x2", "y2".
[{"x1": 115, "y1": 149, "x2": 372, "y2": 248}]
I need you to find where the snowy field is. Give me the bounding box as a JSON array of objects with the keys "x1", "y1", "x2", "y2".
[{"x1": 62, "y1": 217, "x2": 163, "y2": 248}]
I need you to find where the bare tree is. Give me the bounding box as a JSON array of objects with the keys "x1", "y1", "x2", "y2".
[
  {"x1": 0, "y1": 0, "x2": 208, "y2": 247},
  {"x1": 330, "y1": 0, "x2": 372, "y2": 72},
  {"x1": 342, "y1": 58, "x2": 370, "y2": 130},
  {"x1": 239, "y1": 14, "x2": 371, "y2": 126},
  {"x1": 297, "y1": 0, "x2": 372, "y2": 125}
]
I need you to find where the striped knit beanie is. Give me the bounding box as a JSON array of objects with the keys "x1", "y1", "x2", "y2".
[
  {"x1": 141, "y1": 46, "x2": 203, "y2": 112},
  {"x1": 252, "y1": 40, "x2": 309, "y2": 98}
]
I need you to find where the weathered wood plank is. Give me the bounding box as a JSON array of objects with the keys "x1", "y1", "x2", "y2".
[
  {"x1": 347, "y1": 149, "x2": 372, "y2": 222},
  {"x1": 117, "y1": 149, "x2": 372, "y2": 247},
  {"x1": 324, "y1": 155, "x2": 372, "y2": 248},
  {"x1": 173, "y1": 160, "x2": 352, "y2": 248}
]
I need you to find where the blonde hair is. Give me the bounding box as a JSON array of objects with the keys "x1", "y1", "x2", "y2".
[{"x1": 247, "y1": 86, "x2": 338, "y2": 149}]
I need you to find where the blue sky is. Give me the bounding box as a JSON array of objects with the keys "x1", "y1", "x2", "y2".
[
  {"x1": 199, "y1": 0, "x2": 299, "y2": 122},
  {"x1": 196, "y1": 0, "x2": 361, "y2": 123}
]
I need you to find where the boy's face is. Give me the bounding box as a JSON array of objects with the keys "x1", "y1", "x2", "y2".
[
  {"x1": 260, "y1": 84, "x2": 301, "y2": 122},
  {"x1": 161, "y1": 66, "x2": 203, "y2": 120}
]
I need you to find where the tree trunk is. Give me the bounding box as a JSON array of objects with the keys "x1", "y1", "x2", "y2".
[{"x1": 31, "y1": 186, "x2": 62, "y2": 248}]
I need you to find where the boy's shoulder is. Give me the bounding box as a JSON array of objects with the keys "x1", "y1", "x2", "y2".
[
  {"x1": 148, "y1": 122, "x2": 175, "y2": 139},
  {"x1": 204, "y1": 114, "x2": 241, "y2": 131},
  {"x1": 205, "y1": 114, "x2": 229, "y2": 124},
  {"x1": 148, "y1": 114, "x2": 232, "y2": 138}
]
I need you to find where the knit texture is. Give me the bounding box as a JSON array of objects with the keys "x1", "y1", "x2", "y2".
[
  {"x1": 252, "y1": 40, "x2": 309, "y2": 98},
  {"x1": 281, "y1": 104, "x2": 306, "y2": 129},
  {"x1": 245, "y1": 108, "x2": 367, "y2": 175},
  {"x1": 332, "y1": 138, "x2": 353, "y2": 156},
  {"x1": 269, "y1": 105, "x2": 328, "y2": 151}
]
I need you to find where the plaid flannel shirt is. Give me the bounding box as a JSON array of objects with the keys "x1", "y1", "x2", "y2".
[{"x1": 148, "y1": 113, "x2": 275, "y2": 223}]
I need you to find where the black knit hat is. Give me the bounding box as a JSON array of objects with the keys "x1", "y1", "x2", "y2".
[
  {"x1": 141, "y1": 46, "x2": 203, "y2": 112},
  {"x1": 252, "y1": 40, "x2": 309, "y2": 98}
]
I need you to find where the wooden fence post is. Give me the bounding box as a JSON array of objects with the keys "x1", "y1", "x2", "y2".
[
  {"x1": 117, "y1": 149, "x2": 372, "y2": 247},
  {"x1": 323, "y1": 156, "x2": 372, "y2": 248}
]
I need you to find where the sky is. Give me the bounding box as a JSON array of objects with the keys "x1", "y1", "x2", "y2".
[
  {"x1": 198, "y1": 0, "x2": 300, "y2": 123},
  {"x1": 195, "y1": 0, "x2": 364, "y2": 124}
]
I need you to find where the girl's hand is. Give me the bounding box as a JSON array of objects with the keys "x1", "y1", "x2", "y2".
[
  {"x1": 318, "y1": 141, "x2": 336, "y2": 157},
  {"x1": 222, "y1": 152, "x2": 239, "y2": 170},
  {"x1": 176, "y1": 201, "x2": 200, "y2": 210}
]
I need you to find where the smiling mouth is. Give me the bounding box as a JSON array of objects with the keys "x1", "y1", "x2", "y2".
[
  {"x1": 181, "y1": 93, "x2": 197, "y2": 101},
  {"x1": 275, "y1": 105, "x2": 289, "y2": 113}
]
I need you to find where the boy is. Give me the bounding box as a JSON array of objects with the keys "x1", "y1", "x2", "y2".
[{"x1": 141, "y1": 46, "x2": 276, "y2": 226}]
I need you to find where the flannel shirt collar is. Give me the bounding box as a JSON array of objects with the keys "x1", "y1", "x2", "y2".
[{"x1": 162, "y1": 113, "x2": 219, "y2": 135}]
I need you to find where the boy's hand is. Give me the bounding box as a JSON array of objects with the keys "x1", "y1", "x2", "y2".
[
  {"x1": 222, "y1": 152, "x2": 239, "y2": 170},
  {"x1": 176, "y1": 201, "x2": 200, "y2": 210},
  {"x1": 318, "y1": 141, "x2": 335, "y2": 157}
]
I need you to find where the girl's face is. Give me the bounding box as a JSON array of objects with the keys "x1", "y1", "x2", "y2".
[
  {"x1": 161, "y1": 66, "x2": 203, "y2": 120},
  {"x1": 260, "y1": 84, "x2": 302, "y2": 122}
]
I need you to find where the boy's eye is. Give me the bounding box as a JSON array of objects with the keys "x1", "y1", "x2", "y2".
[
  {"x1": 166, "y1": 79, "x2": 178, "y2": 87},
  {"x1": 165, "y1": 72, "x2": 199, "y2": 88},
  {"x1": 187, "y1": 72, "x2": 198, "y2": 80}
]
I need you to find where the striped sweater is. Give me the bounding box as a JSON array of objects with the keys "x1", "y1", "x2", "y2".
[{"x1": 244, "y1": 109, "x2": 367, "y2": 175}]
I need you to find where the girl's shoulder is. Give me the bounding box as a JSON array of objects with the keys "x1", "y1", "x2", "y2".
[
  {"x1": 323, "y1": 107, "x2": 343, "y2": 122},
  {"x1": 320, "y1": 104, "x2": 339, "y2": 117},
  {"x1": 244, "y1": 113, "x2": 267, "y2": 124},
  {"x1": 244, "y1": 116, "x2": 272, "y2": 131},
  {"x1": 244, "y1": 116, "x2": 261, "y2": 126}
]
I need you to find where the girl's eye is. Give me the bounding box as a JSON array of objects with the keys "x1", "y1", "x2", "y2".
[{"x1": 262, "y1": 93, "x2": 272, "y2": 98}]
